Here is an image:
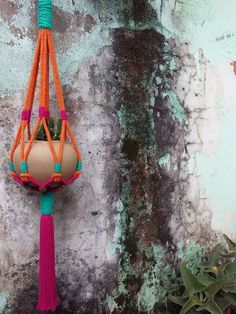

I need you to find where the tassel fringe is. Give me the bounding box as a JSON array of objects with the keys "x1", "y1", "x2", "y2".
[{"x1": 37, "y1": 214, "x2": 60, "y2": 311}]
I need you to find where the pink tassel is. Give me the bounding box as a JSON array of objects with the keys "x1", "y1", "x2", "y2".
[{"x1": 36, "y1": 215, "x2": 60, "y2": 311}]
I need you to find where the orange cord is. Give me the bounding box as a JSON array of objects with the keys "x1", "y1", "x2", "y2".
[
  {"x1": 47, "y1": 31, "x2": 65, "y2": 111},
  {"x1": 42, "y1": 117, "x2": 57, "y2": 163},
  {"x1": 26, "y1": 36, "x2": 41, "y2": 140}
]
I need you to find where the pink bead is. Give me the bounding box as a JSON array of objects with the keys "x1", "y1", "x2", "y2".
[
  {"x1": 21, "y1": 109, "x2": 31, "y2": 121},
  {"x1": 39, "y1": 107, "x2": 50, "y2": 119},
  {"x1": 60, "y1": 110, "x2": 68, "y2": 120}
]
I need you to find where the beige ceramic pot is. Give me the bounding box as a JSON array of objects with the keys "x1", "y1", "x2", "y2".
[{"x1": 13, "y1": 141, "x2": 78, "y2": 183}]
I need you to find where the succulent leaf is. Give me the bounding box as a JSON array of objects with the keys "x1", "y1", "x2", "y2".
[
  {"x1": 214, "y1": 298, "x2": 231, "y2": 311},
  {"x1": 223, "y1": 234, "x2": 236, "y2": 251},
  {"x1": 204, "y1": 279, "x2": 229, "y2": 297},
  {"x1": 197, "y1": 272, "x2": 216, "y2": 286},
  {"x1": 196, "y1": 297, "x2": 223, "y2": 314},
  {"x1": 168, "y1": 295, "x2": 186, "y2": 306},
  {"x1": 200, "y1": 244, "x2": 222, "y2": 268},
  {"x1": 180, "y1": 264, "x2": 206, "y2": 298},
  {"x1": 180, "y1": 295, "x2": 203, "y2": 314}
]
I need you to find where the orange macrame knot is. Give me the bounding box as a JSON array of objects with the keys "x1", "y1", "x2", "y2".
[
  {"x1": 74, "y1": 171, "x2": 81, "y2": 178},
  {"x1": 20, "y1": 173, "x2": 30, "y2": 182},
  {"x1": 52, "y1": 173, "x2": 62, "y2": 183},
  {"x1": 10, "y1": 172, "x2": 16, "y2": 179}
]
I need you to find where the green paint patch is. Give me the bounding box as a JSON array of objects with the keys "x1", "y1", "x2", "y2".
[
  {"x1": 54, "y1": 1, "x2": 76, "y2": 14},
  {"x1": 0, "y1": 292, "x2": 10, "y2": 314},
  {"x1": 137, "y1": 244, "x2": 178, "y2": 313},
  {"x1": 159, "y1": 153, "x2": 171, "y2": 167},
  {"x1": 106, "y1": 295, "x2": 118, "y2": 312},
  {"x1": 0, "y1": 17, "x2": 33, "y2": 95},
  {"x1": 58, "y1": 25, "x2": 112, "y2": 86},
  {"x1": 177, "y1": 242, "x2": 204, "y2": 274},
  {"x1": 149, "y1": 0, "x2": 236, "y2": 64},
  {"x1": 164, "y1": 91, "x2": 186, "y2": 124},
  {"x1": 106, "y1": 201, "x2": 127, "y2": 256}
]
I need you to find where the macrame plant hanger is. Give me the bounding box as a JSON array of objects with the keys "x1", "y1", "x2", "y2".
[{"x1": 8, "y1": 0, "x2": 82, "y2": 311}]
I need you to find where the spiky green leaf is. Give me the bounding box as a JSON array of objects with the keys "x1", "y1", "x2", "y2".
[
  {"x1": 198, "y1": 272, "x2": 216, "y2": 286},
  {"x1": 223, "y1": 282, "x2": 236, "y2": 294},
  {"x1": 204, "y1": 279, "x2": 228, "y2": 297},
  {"x1": 225, "y1": 263, "x2": 236, "y2": 275},
  {"x1": 180, "y1": 295, "x2": 203, "y2": 314},
  {"x1": 223, "y1": 234, "x2": 236, "y2": 251},
  {"x1": 200, "y1": 244, "x2": 222, "y2": 268},
  {"x1": 180, "y1": 264, "x2": 206, "y2": 298},
  {"x1": 55, "y1": 118, "x2": 62, "y2": 140},
  {"x1": 215, "y1": 298, "x2": 231, "y2": 311},
  {"x1": 222, "y1": 252, "x2": 236, "y2": 258},
  {"x1": 197, "y1": 297, "x2": 223, "y2": 314},
  {"x1": 168, "y1": 295, "x2": 186, "y2": 306},
  {"x1": 224, "y1": 292, "x2": 236, "y2": 306}
]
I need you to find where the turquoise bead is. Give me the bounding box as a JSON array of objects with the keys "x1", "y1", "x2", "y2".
[
  {"x1": 40, "y1": 192, "x2": 54, "y2": 215},
  {"x1": 8, "y1": 161, "x2": 15, "y2": 172},
  {"x1": 21, "y1": 161, "x2": 28, "y2": 173},
  {"x1": 76, "y1": 161, "x2": 83, "y2": 171},
  {"x1": 54, "y1": 163, "x2": 62, "y2": 173}
]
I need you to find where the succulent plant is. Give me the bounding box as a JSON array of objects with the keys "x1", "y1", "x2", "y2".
[
  {"x1": 169, "y1": 234, "x2": 236, "y2": 314},
  {"x1": 36, "y1": 118, "x2": 62, "y2": 141}
]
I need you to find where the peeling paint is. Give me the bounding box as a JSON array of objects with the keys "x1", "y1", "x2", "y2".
[
  {"x1": 164, "y1": 91, "x2": 186, "y2": 124},
  {"x1": 0, "y1": 292, "x2": 9, "y2": 314},
  {"x1": 177, "y1": 242, "x2": 204, "y2": 274},
  {"x1": 0, "y1": 16, "x2": 34, "y2": 95},
  {"x1": 159, "y1": 152, "x2": 171, "y2": 167},
  {"x1": 150, "y1": 0, "x2": 236, "y2": 64},
  {"x1": 106, "y1": 201, "x2": 126, "y2": 256},
  {"x1": 136, "y1": 244, "x2": 177, "y2": 313},
  {"x1": 58, "y1": 25, "x2": 112, "y2": 86},
  {"x1": 106, "y1": 294, "x2": 118, "y2": 312}
]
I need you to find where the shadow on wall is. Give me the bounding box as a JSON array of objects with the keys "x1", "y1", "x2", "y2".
[
  {"x1": 81, "y1": 0, "x2": 158, "y2": 26},
  {"x1": 104, "y1": 1, "x2": 188, "y2": 313}
]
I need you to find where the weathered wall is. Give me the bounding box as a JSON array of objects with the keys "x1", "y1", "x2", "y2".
[{"x1": 0, "y1": 0, "x2": 236, "y2": 313}]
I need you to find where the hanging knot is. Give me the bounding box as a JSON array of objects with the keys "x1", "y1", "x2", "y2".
[
  {"x1": 60, "y1": 110, "x2": 68, "y2": 120},
  {"x1": 74, "y1": 171, "x2": 81, "y2": 178},
  {"x1": 10, "y1": 171, "x2": 16, "y2": 178},
  {"x1": 39, "y1": 107, "x2": 50, "y2": 119},
  {"x1": 21, "y1": 109, "x2": 32, "y2": 121},
  {"x1": 38, "y1": 0, "x2": 52, "y2": 30},
  {"x1": 20, "y1": 173, "x2": 30, "y2": 182},
  {"x1": 52, "y1": 173, "x2": 62, "y2": 183}
]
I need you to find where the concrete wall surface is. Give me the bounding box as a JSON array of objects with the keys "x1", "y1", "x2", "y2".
[{"x1": 0, "y1": 0, "x2": 236, "y2": 313}]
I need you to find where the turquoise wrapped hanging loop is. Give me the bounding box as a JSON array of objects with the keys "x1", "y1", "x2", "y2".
[
  {"x1": 38, "y1": 0, "x2": 52, "y2": 29},
  {"x1": 40, "y1": 192, "x2": 54, "y2": 215}
]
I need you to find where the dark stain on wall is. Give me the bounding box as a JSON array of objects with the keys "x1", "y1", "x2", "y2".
[{"x1": 109, "y1": 22, "x2": 186, "y2": 313}]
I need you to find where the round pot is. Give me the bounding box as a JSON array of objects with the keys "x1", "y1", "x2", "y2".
[{"x1": 13, "y1": 141, "x2": 78, "y2": 183}]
